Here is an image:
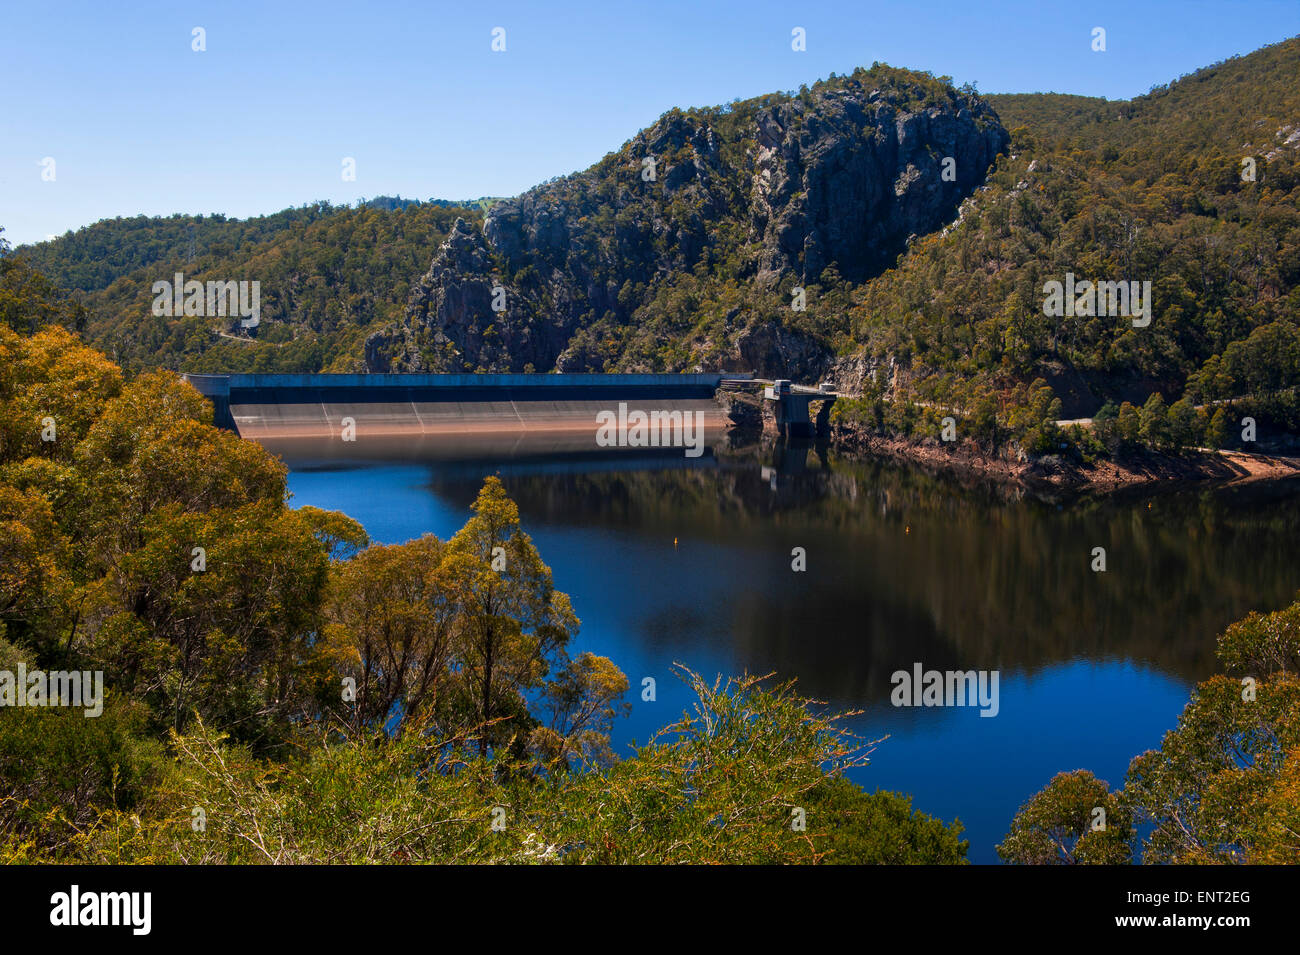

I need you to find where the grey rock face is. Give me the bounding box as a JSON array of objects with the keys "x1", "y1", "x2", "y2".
[
  {"x1": 750, "y1": 93, "x2": 1007, "y2": 282},
  {"x1": 735, "y1": 320, "x2": 833, "y2": 382},
  {"x1": 366, "y1": 75, "x2": 1008, "y2": 375}
]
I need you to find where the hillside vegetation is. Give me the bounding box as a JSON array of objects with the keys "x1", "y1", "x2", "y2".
[
  {"x1": 11, "y1": 202, "x2": 482, "y2": 374},
  {"x1": 847, "y1": 37, "x2": 1300, "y2": 455}
]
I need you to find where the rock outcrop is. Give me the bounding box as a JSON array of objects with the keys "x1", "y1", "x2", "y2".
[
  {"x1": 749, "y1": 91, "x2": 1006, "y2": 282},
  {"x1": 366, "y1": 67, "x2": 1009, "y2": 375}
]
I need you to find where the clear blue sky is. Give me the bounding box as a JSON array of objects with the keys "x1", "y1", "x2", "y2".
[{"x1": 3, "y1": 0, "x2": 1298, "y2": 247}]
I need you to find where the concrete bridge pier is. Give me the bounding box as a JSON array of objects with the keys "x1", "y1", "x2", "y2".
[{"x1": 764, "y1": 382, "x2": 837, "y2": 438}]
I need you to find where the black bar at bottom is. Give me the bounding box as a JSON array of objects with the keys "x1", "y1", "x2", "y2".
[{"x1": 0, "y1": 863, "x2": 1277, "y2": 942}]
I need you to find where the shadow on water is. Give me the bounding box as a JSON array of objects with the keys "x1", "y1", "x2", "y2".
[{"x1": 412, "y1": 438, "x2": 1300, "y2": 692}]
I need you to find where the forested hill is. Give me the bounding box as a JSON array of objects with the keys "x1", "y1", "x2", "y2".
[
  {"x1": 988, "y1": 35, "x2": 1300, "y2": 155},
  {"x1": 13, "y1": 201, "x2": 485, "y2": 373},
  {"x1": 368, "y1": 63, "x2": 1007, "y2": 375},
  {"x1": 19, "y1": 197, "x2": 503, "y2": 296},
  {"x1": 834, "y1": 35, "x2": 1300, "y2": 449},
  {"x1": 8, "y1": 37, "x2": 1300, "y2": 453},
  {"x1": 19, "y1": 205, "x2": 332, "y2": 295}
]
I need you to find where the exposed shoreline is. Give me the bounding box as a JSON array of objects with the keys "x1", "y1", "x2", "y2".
[
  {"x1": 827, "y1": 423, "x2": 1300, "y2": 494},
  {"x1": 725, "y1": 388, "x2": 1300, "y2": 493}
]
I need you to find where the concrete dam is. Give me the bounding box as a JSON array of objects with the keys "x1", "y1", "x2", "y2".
[{"x1": 181, "y1": 372, "x2": 742, "y2": 460}]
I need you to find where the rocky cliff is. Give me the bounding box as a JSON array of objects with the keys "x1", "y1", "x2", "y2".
[{"x1": 365, "y1": 65, "x2": 1008, "y2": 376}]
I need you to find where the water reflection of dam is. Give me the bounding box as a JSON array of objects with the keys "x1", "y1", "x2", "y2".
[{"x1": 181, "y1": 372, "x2": 738, "y2": 459}]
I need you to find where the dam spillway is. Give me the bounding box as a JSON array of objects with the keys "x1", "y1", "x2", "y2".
[{"x1": 180, "y1": 372, "x2": 737, "y2": 460}]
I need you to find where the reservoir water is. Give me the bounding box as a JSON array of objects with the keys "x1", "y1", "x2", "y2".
[{"x1": 276, "y1": 437, "x2": 1300, "y2": 862}]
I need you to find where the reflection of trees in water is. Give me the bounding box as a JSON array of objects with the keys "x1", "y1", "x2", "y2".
[{"x1": 427, "y1": 451, "x2": 1300, "y2": 705}]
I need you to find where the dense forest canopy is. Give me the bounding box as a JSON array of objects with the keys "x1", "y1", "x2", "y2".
[{"x1": 12, "y1": 202, "x2": 484, "y2": 375}]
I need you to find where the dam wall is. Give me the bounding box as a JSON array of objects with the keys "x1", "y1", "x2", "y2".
[{"x1": 181, "y1": 373, "x2": 736, "y2": 447}]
